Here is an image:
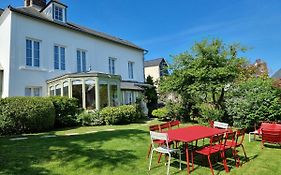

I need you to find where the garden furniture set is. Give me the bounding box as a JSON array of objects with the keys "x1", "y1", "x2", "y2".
[{"x1": 147, "y1": 121, "x2": 248, "y2": 175}]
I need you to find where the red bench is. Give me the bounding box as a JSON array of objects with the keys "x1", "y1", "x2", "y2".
[
  {"x1": 249, "y1": 122, "x2": 281, "y2": 142},
  {"x1": 261, "y1": 128, "x2": 281, "y2": 148}
]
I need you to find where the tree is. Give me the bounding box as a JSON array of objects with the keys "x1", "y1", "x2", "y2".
[
  {"x1": 159, "y1": 39, "x2": 247, "y2": 120},
  {"x1": 144, "y1": 76, "x2": 158, "y2": 117}
]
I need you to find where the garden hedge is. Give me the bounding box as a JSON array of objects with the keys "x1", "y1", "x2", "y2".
[{"x1": 0, "y1": 97, "x2": 55, "y2": 135}]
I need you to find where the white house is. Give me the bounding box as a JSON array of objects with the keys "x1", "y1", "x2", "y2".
[{"x1": 0, "y1": 0, "x2": 147, "y2": 109}]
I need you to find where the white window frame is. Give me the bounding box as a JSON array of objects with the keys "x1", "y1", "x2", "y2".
[
  {"x1": 54, "y1": 5, "x2": 64, "y2": 22},
  {"x1": 25, "y1": 87, "x2": 42, "y2": 97},
  {"x1": 128, "y1": 61, "x2": 134, "y2": 79},
  {"x1": 26, "y1": 38, "x2": 41, "y2": 67},
  {"x1": 109, "y1": 57, "x2": 116, "y2": 74},
  {"x1": 77, "y1": 49, "x2": 87, "y2": 72},
  {"x1": 54, "y1": 45, "x2": 66, "y2": 70}
]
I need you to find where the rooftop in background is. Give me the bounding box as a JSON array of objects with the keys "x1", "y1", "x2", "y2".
[
  {"x1": 272, "y1": 69, "x2": 281, "y2": 79},
  {"x1": 3, "y1": 3, "x2": 145, "y2": 51},
  {"x1": 0, "y1": 8, "x2": 3, "y2": 16},
  {"x1": 144, "y1": 58, "x2": 167, "y2": 67}
]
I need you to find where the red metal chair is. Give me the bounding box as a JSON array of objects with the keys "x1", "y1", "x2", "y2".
[
  {"x1": 226, "y1": 128, "x2": 248, "y2": 167},
  {"x1": 169, "y1": 120, "x2": 180, "y2": 129},
  {"x1": 147, "y1": 124, "x2": 163, "y2": 158},
  {"x1": 159, "y1": 122, "x2": 171, "y2": 132},
  {"x1": 191, "y1": 134, "x2": 228, "y2": 175},
  {"x1": 261, "y1": 129, "x2": 281, "y2": 148}
]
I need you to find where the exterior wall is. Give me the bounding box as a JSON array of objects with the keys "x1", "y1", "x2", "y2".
[
  {"x1": 144, "y1": 65, "x2": 160, "y2": 81},
  {"x1": 8, "y1": 12, "x2": 144, "y2": 97},
  {"x1": 0, "y1": 10, "x2": 12, "y2": 97}
]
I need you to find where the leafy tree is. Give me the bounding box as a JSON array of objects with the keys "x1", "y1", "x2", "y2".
[
  {"x1": 160, "y1": 39, "x2": 247, "y2": 120},
  {"x1": 144, "y1": 75, "x2": 158, "y2": 117},
  {"x1": 226, "y1": 78, "x2": 281, "y2": 129}
]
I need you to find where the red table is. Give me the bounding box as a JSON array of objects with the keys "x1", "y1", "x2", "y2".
[{"x1": 167, "y1": 125, "x2": 227, "y2": 174}]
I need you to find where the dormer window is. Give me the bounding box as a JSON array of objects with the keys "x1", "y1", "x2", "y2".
[{"x1": 54, "y1": 5, "x2": 63, "y2": 21}]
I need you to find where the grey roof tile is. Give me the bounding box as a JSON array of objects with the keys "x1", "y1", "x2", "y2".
[
  {"x1": 144, "y1": 58, "x2": 165, "y2": 67},
  {"x1": 9, "y1": 6, "x2": 145, "y2": 51}
]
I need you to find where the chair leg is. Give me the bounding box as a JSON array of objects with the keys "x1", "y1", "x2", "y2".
[
  {"x1": 221, "y1": 151, "x2": 229, "y2": 173},
  {"x1": 179, "y1": 151, "x2": 182, "y2": 170},
  {"x1": 191, "y1": 151, "x2": 194, "y2": 170},
  {"x1": 147, "y1": 144, "x2": 152, "y2": 159},
  {"x1": 157, "y1": 153, "x2": 162, "y2": 163},
  {"x1": 207, "y1": 155, "x2": 214, "y2": 175},
  {"x1": 241, "y1": 144, "x2": 248, "y2": 161},
  {"x1": 167, "y1": 153, "x2": 171, "y2": 175},
  {"x1": 248, "y1": 133, "x2": 251, "y2": 142},
  {"x1": 148, "y1": 150, "x2": 154, "y2": 171}
]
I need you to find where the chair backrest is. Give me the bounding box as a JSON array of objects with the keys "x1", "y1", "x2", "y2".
[
  {"x1": 261, "y1": 129, "x2": 281, "y2": 144},
  {"x1": 159, "y1": 122, "x2": 171, "y2": 132},
  {"x1": 224, "y1": 131, "x2": 236, "y2": 148},
  {"x1": 209, "y1": 134, "x2": 224, "y2": 153},
  {"x1": 150, "y1": 131, "x2": 169, "y2": 149},
  {"x1": 235, "y1": 128, "x2": 246, "y2": 146},
  {"x1": 170, "y1": 120, "x2": 180, "y2": 128},
  {"x1": 209, "y1": 120, "x2": 214, "y2": 128},
  {"x1": 214, "y1": 121, "x2": 229, "y2": 129},
  {"x1": 149, "y1": 124, "x2": 160, "y2": 132}
]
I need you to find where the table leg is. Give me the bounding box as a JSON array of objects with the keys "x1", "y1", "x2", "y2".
[{"x1": 185, "y1": 143, "x2": 190, "y2": 175}]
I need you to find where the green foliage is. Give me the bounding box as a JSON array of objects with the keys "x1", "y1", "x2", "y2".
[
  {"x1": 152, "y1": 107, "x2": 169, "y2": 120},
  {"x1": 48, "y1": 96, "x2": 80, "y2": 128},
  {"x1": 198, "y1": 103, "x2": 224, "y2": 125},
  {"x1": 100, "y1": 105, "x2": 142, "y2": 125},
  {"x1": 144, "y1": 75, "x2": 158, "y2": 117},
  {"x1": 226, "y1": 78, "x2": 281, "y2": 129},
  {"x1": 0, "y1": 97, "x2": 55, "y2": 135},
  {"x1": 77, "y1": 110, "x2": 104, "y2": 126},
  {"x1": 159, "y1": 39, "x2": 247, "y2": 119}
]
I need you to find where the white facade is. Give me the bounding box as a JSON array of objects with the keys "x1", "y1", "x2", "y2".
[{"x1": 0, "y1": 2, "x2": 145, "y2": 99}]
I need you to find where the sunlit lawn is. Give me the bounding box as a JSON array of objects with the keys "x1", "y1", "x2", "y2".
[{"x1": 0, "y1": 119, "x2": 280, "y2": 175}]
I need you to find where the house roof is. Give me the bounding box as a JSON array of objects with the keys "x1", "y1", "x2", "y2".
[
  {"x1": 144, "y1": 58, "x2": 166, "y2": 67},
  {"x1": 272, "y1": 69, "x2": 281, "y2": 79},
  {"x1": 0, "y1": 8, "x2": 4, "y2": 16},
  {"x1": 7, "y1": 6, "x2": 145, "y2": 51}
]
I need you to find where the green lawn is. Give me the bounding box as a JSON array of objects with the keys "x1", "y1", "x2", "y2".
[{"x1": 0, "y1": 119, "x2": 280, "y2": 175}]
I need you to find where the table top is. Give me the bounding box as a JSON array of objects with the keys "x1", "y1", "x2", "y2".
[{"x1": 167, "y1": 125, "x2": 227, "y2": 143}]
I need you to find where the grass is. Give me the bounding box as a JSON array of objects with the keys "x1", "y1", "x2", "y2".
[{"x1": 0, "y1": 119, "x2": 281, "y2": 175}]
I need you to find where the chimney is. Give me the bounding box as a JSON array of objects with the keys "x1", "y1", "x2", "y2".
[{"x1": 24, "y1": 0, "x2": 46, "y2": 9}]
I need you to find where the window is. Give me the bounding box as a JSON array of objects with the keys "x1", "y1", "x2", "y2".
[
  {"x1": 124, "y1": 91, "x2": 133, "y2": 105},
  {"x1": 25, "y1": 87, "x2": 42, "y2": 96},
  {"x1": 54, "y1": 5, "x2": 63, "y2": 21},
  {"x1": 54, "y1": 46, "x2": 66, "y2": 70},
  {"x1": 26, "y1": 39, "x2": 40, "y2": 67},
  {"x1": 128, "y1": 61, "x2": 134, "y2": 79},
  {"x1": 77, "y1": 50, "x2": 86, "y2": 72},
  {"x1": 109, "y1": 58, "x2": 116, "y2": 74}
]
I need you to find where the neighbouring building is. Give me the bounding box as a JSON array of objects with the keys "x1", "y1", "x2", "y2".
[
  {"x1": 144, "y1": 58, "x2": 168, "y2": 86},
  {"x1": 0, "y1": 0, "x2": 147, "y2": 109}
]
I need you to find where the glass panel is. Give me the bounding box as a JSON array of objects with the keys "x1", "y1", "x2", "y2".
[
  {"x1": 50, "y1": 86, "x2": 55, "y2": 96},
  {"x1": 110, "y1": 84, "x2": 118, "y2": 106},
  {"x1": 26, "y1": 39, "x2": 32, "y2": 66},
  {"x1": 63, "y1": 82, "x2": 68, "y2": 96},
  {"x1": 33, "y1": 41, "x2": 40, "y2": 67},
  {"x1": 99, "y1": 83, "x2": 108, "y2": 108},
  {"x1": 25, "y1": 88, "x2": 32, "y2": 96},
  {"x1": 72, "y1": 81, "x2": 82, "y2": 107},
  {"x1": 82, "y1": 51, "x2": 86, "y2": 72},
  {"x1": 55, "y1": 85, "x2": 61, "y2": 96},
  {"x1": 60, "y1": 47, "x2": 65, "y2": 70},
  {"x1": 77, "y1": 50, "x2": 81, "y2": 72},
  {"x1": 54, "y1": 46, "x2": 59, "y2": 69},
  {"x1": 33, "y1": 88, "x2": 40, "y2": 96},
  {"x1": 85, "y1": 81, "x2": 96, "y2": 110}
]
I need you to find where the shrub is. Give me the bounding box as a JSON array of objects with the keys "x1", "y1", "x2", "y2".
[
  {"x1": 100, "y1": 105, "x2": 141, "y2": 125},
  {"x1": 226, "y1": 78, "x2": 281, "y2": 129},
  {"x1": 77, "y1": 110, "x2": 104, "y2": 126},
  {"x1": 0, "y1": 97, "x2": 55, "y2": 135},
  {"x1": 198, "y1": 103, "x2": 224, "y2": 125},
  {"x1": 152, "y1": 107, "x2": 169, "y2": 120},
  {"x1": 47, "y1": 96, "x2": 80, "y2": 128}
]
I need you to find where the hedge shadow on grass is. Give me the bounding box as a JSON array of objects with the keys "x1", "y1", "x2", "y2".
[{"x1": 0, "y1": 129, "x2": 147, "y2": 175}]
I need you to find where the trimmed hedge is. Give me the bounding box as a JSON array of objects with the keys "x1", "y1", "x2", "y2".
[
  {"x1": 77, "y1": 110, "x2": 104, "y2": 126},
  {"x1": 0, "y1": 97, "x2": 55, "y2": 135},
  {"x1": 100, "y1": 105, "x2": 142, "y2": 125},
  {"x1": 47, "y1": 96, "x2": 80, "y2": 128},
  {"x1": 152, "y1": 107, "x2": 169, "y2": 120}
]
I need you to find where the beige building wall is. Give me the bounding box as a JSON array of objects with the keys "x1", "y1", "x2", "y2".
[{"x1": 144, "y1": 66, "x2": 160, "y2": 81}]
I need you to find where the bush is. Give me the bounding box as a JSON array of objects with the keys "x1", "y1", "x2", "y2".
[
  {"x1": 0, "y1": 97, "x2": 55, "y2": 135},
  {"x1": 152, "y1": 107, "x2": 169, "y2": 120},
  {"x1": 100, "y1": 105, "x2": 141, "y2": 125},
  {"x1": 198, "y1": 103, "x2": 224, "y2": 125},
  {"x1": 47, "y1": 96, "x2": 80, "y2": 128},
  {"x1": 226, "y1": 78, "x2": 281, "y2": 129},
  {"x1": 77, "y1": 110, "x2": 104, "y2": 126}
]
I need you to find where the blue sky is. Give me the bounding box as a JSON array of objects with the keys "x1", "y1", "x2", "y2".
[{"x1": 1, "y1": 0, "x2": 281, "y2": 74}]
